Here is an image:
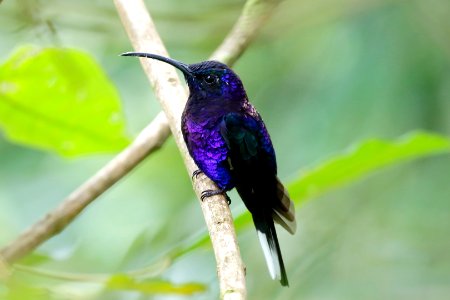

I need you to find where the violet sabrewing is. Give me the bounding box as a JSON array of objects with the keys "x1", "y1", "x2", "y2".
[{"x1": 121, "y1": 52, "x2": 297, "y2": 286}]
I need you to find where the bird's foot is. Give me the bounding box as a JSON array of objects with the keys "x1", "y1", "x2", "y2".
[
  {"x1": 200, "y1": 189, "x2": 231, "y2": 205},
  {"x1": 191, "y1": 169, "x2": 203, "y2": 180},
  {"x1": 200, "y1": 189, "x2": 222, "y2": 200},
  {"x1": 224, "y1": 194, "x2": 231, "y2": 205}
]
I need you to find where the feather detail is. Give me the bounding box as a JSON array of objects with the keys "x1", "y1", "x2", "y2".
[
  {"x1": 257, "y1": 230, "x2": 278, "y2": 280},
  {"x1": 253, "y1": 213, "x2": 289, "y2": 286},
  {"x1": 272, "y1": 177, "x2": 297, "y2": 234}
]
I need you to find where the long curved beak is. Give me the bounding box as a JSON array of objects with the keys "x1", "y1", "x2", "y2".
[{"x1": 121, "y1": 52, "x2": 192, "y2": 76}]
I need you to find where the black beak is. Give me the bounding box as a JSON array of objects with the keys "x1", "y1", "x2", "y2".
[{"x1": 121, "y1": 52, "x2": 192, "y2": 77}]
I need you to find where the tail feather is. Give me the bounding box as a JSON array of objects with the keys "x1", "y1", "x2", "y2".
[
  {"x1": 254, "y1": 214, "x2": 289, "y2": 286},
  {"x1": 272, "y1": 210, "x2": 297, "y2": 235},
  {"x1": 273, "y1": 177, "x2": 297, "y2": 234},
  {"x1": 236, "y1": 176, "x2": 295, "y2": 286}
]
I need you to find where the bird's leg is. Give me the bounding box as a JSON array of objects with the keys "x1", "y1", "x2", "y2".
[
  {"x1": 200, "y1": 189, "x2": 231, "y2": 205},
  {"x1": 191, "y1": 169, "x2": 203, "y2": 180},
  {"x1": 224, "y1": 194, "x2": 231, "y2": 205}
]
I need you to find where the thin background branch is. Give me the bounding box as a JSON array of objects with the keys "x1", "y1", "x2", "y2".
[{"x1": 1, "y1": 0, "x2": 282, "y2": 298}]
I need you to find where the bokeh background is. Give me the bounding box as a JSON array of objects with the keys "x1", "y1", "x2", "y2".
[{"x1": 1, "y1": 0, "x2": 450, "y2": 299}]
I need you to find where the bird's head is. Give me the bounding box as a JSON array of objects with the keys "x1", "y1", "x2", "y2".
[{"x1": 121, "y1": 52, "x2": 246, "y2": 101}]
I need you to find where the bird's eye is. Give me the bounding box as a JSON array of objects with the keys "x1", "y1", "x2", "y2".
[{"x1": 204, "y1": 75, "x2": 217, "y2": 85}]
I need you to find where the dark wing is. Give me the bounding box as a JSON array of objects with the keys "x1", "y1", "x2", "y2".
[
  {"x1": 220, "y1": 112, "x2": 276, "y2": 172},
  {"x1": 219, "y1": 112, "x2": 296, "y2": 234},
  {"x1": 220, "y1": 112, "x2": 296, "y2": 286}
]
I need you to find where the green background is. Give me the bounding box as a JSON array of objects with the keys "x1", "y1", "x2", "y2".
[{"x1": 1, "y1": 0, "x2": 449, "y2": 299}]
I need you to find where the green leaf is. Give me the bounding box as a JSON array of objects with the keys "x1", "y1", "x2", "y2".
[
  {"x1": 16, "y1": 253, "x2": 52, "y2": 266},
  {"x1": 106, "y1": 274, "x2": 206, "y2": 295},
  {"x1": 2, "y1": 280, "x2": 50, "y2": 300},
  {"x1": 149, "y1": 132, "x2": 450, "y2": 262},
  {"x1": 289, "y1": 131, "x2": 450, "y2": 205},
  {"x1": 0, "y1": 46, "x2": 130, "y2": 156},
  {"x1": 229, "y1": 131, "x2": 450, "y2": 242}
]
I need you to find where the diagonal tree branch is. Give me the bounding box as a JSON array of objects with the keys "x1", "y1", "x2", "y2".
[
  {"x1": 1, "y1": 0, "x2": 282, "y2": 298},
  {"x1": 0, "y1": 113, "x2": 171, "y2": 263},
  {"x1": 114, "y1": 1, "x2": 248, "y2": 297},
  {"x1": 211, "y1": 0, "x2": 282, "y2": 64}
]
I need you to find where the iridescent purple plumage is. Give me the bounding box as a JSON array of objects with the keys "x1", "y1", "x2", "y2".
[
  {"x1": 179, "y1": 61, "x2": 295, "y2": 286},
  {"x1": 181, "y1": 62, "x2": 249, "y2": 190},
  {"x1": 182, "y1": 117, "x2": 232, "y2": 190},
  {"x1": 121, "y1": 52, "x2": 296, "y2": 287}
]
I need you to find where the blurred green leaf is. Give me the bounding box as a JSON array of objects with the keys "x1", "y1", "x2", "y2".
[
  {"x1": 2, "y1": 281, "x2": 50, "y2": 300},
  {"x1": 0, "y1": 46, "x2": 130, "y2": 156},
  {"x1": 168, "y1": 232, "x2": 210, "y2": 260},
  {"x1": 17, "y1": 253, "x2": 52, "y2": 267},
  {"x1": 169, "y1": 131, "x2": 450, "y2": 259},
  {"x1": 106, "y1": 274, "x2": 206, "y2": 295},
  {"x1": 289, "y1": 131, "x2": 450, "y2": 205}
]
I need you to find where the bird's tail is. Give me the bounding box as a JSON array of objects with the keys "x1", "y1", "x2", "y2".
[
  {"x1": 253, "y1": 213, "x2": 289, "y2": 286},
  {"x1": 272, "y1": 177, "x2": 297, "y2": 235}
]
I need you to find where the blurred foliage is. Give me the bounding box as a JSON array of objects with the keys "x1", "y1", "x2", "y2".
[
  {"x1": 1, "y1": 0, "x2": 450, "y2": 299},
  {"x1": 106, "y1": 275, "x2": 206, "y2": 295},
  {"x1": 0, "y1": 46, "x2": 130, "y2": 156},
  {"x1": 157, "y1": 131, "x2": 450, "y2": 259},
  {"x1": 288, "y1": 131, "x2": 450, "y2": 205}
]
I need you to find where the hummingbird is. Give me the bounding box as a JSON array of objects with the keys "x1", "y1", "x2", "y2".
[{"x1": 122, "y1": 52, "x2": 296, "y2": 286}]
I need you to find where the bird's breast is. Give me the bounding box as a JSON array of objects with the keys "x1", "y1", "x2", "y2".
[{"x1": 182, "y1": 116, "x2": 233, "y2": 190}]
